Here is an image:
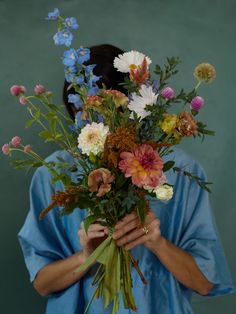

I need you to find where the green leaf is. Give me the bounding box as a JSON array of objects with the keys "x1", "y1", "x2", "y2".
[
  {"x1": 136, "y1": 197, "x2": 146, "y2": 224},
  {"x1": 39, "y1": 130, "x2": 53, "y2": 139},
  {"x1": 102, "y1": 240, "x2": 121, "y2": 308},
  {"x1": 48, "y1": 103, "x2": 60, "y2": 111},
  {"x1": 25, "y1": 119, "x2": 35, "y2": 128},
  {"x1": 34, "y1": 109, "x2": 41, "y2": 120},
  {"x1": 163, "y1": 160, "x2": 175, "y2": 172},
  {"x1": 83, "y1": 214, "x2": 103, "y2": 234},
  {"x1": 10, "y1": 159, "x2": 43, "y2": 169},
  {"x1": 55, "y1": 133, "x2": 63, "y2": 140},
  {"x1": 74, "y1": 236, "x2": 112, "y2": 273}
]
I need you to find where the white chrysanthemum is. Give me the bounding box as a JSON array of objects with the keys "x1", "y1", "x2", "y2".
[
  {"x1": 113, "y1": 50, "x2": 152, "y2": 73},
  {"x1": 77, "y1": 122, "x2": 109, "y2": 156},
  {"x1": 154, "y1": 184, "x2": 173, "y2": 201},
  {"x1": 128, "y1": 84, "x2": 158, "y2": 120}
]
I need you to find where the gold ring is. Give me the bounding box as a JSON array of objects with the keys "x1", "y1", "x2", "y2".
[{"x1": 142, "y1": 225, "x2": 149, "y2": 235}]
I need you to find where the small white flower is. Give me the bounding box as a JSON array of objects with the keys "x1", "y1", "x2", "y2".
[
  {"x1": 77, "y1": 122, "x2": 109, "y2": 156},
  {"x1": 113, "y1": 50, "x2": 152, "y2": 73},
  {"x1": 128, "y1": 84, "x2": 158, "y2": 120},
  {"x1": 154, "y1": 184, "x2": 173, "y2": 201}
]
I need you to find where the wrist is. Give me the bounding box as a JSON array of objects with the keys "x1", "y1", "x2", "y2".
[
  {"x1": 151, "y1": 235, "x2": 167, "y2": 256},
  {"x1": 77, "y1": 250, "x2": 87, "y2": 264}
]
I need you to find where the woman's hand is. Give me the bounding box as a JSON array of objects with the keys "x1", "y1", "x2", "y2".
[
  {"x1": 112, "y1": 210, "x2": 164, "y2": 252},
  {"x1": 78, "y1": 221, "x2": 108, "y2": 259},
  {"x1": 113, "y1": 211, "x2": 214, "y2": 296}
]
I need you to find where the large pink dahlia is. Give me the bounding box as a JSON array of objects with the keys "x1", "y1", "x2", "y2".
[{"x1": 118, "y1": 144, "x2": 163, "y2": 188}]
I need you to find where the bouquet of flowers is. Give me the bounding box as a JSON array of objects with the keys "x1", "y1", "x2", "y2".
[{"x1": 2, "y1": 8, "x2": 216, "y2": 314}]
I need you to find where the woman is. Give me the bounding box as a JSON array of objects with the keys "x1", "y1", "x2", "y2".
[{"x1": 18, "y1": 44, "x2": 234, "y2": 314}]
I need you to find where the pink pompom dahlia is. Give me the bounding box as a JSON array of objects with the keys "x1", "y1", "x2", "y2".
[
  {"x1": 2, "y1": 144, "x2": 10, "y2": 155},
  {"x1": 19, "y1": 96, "x2": 27, "y2": 105},
  {"x1": 119, "y1": 144, "x2": 163, "y2": 188},
  {"x1": 34, "y1": 84, "x2": 45, "y2": 95},
  {"x1": 24, "y1": 144, "x2": 33, "y2": 153},
  {"x1": 11, "y1": 136, "x2": 21, "y2": 147},
  {"x1": 10, "y1": 85, "x2": 26, "y2": 96}
]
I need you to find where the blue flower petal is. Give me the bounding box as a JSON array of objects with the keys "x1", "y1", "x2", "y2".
[
  {"x1": 46, "y1": 8, "x2": 60, "y2": 20},
  {"x1": 65, "y1": 17, "x2": 79, "y2": 30},
  {"x1": 53, "y1": 29, "x2": 73, "y2": 47},
  {"x1": 68, "y1": 94, "x2": 83, "y2": 109}
]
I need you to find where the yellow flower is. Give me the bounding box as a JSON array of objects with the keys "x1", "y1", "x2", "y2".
[
  {"x1": 160, "y1": 114, "x2": 179, "y2": 135},
  {"x1": 193, "y1": 63, "x2": 216, "y2": 83}
]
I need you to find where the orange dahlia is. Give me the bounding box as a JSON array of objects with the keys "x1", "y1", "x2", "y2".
[{"x1": 119, "y1": 144, "x2": 163, "y2": 188}]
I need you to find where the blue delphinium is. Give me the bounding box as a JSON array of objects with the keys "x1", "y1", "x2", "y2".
[
  {"x1": 53, "y1": 29, "x2": 73, "y2": 47},
  {"x1": 63, "y1": 49, "x2": 78, "y2": 66},
  {"x1": 68, "y1": 94, "x2": 82, "y2": 109},
  {"x1": 75, "y1": 76, "x2": 85, "y2": 85},
  {"x1": 46, "y1": 8, "x2": 60, "y2": 20},
  {"x1": 65, "y1": 17, "x2": 79, "y2": 30},
  {"x1": 47, "y1": 8, "x2": 100, "y2": 99},
  {"x1": 77, "y1": 48, "x2": 90, "y2": 64},
  {"x1": 85, "y1": 64, "x2": 96, "y2": 77},
  {"x1": 87, "y1": 86, "x2": 99, "y2": 96},
  {"x1": 71, "y1": 111, "x2": 89, "y2": 131}
]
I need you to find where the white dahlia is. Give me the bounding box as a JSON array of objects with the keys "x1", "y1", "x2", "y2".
[
  {"x1": 128, "y1": 84, "x2": 158, "y2": 120},
  {"x1": 77, "y1": 122, "x2": 109, "y2": 156},
  {"x1": 113, "y1": 50, "x2": 152, "y2": 73}
]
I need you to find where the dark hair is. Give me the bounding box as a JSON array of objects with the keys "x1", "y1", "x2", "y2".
[{"x1": 63, "y1": 44, "x2": 127, "y2": 119}]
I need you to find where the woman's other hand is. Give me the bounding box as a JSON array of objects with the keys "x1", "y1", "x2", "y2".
[
  {"x1": 112, "y1": 210, "x2": 164, "y2": 252},
  {"x1": 78, "y1": 222, "x2": 109, "y2": 259}
]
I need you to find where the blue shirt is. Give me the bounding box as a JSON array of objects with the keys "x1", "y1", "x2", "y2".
[{"x1": 18, "y1": 147, "x2": 234, "y2": 314}]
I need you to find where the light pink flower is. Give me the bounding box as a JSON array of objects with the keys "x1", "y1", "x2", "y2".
[
  {"x1": 11, "y1": 136, "x2": 21, "y2": 147},
  {"x1": 34, "y1": 84, "x2": 45, "y2": 95},
  {"x1": 19, "y1": 96, "x2": 27, "y2": 105},
  {"x1": 119, "y1": 144, "x2": 163, "y2": 188},
  {"x1": 2, "y1": 144, "x2": 10, "y2": 155},
  {"x1": 88, "y1": 168, "x2": 115, "y2": 197},
  {"x1": 10, "y1": 85, "x2": 26, "y2": 96},
  {"x1": 24, "y1": 144, "x2": 32, "y2": 153}
]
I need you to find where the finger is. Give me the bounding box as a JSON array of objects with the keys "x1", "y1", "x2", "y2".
[
  {"x1": 88, "y1": 223, "x2": 108, "y2": 232},
  {"x1": 124, "y1": 234, "x2": 150, "y2": 250},
  {"x1": 116, "y1": 227, "x2": 144, "y2": 246},
  {"x1": 145, "y1": 210, "x2": 156, "y2": 224},
  {"x1": 114, "y1": 211, "x2": 137, "y2": 229},
  {"x1": 87, "y1": 230, "x2": 107, "y2": 239},
  {"x1": 113, "y1": 217, "x2": 140, "y2": 240},
  {"x1": 78, "y1": 227, "x2": 106, "y2": 239},
  {"x1": 148, "y1": 218, "x2": 160, "y2": 232}
]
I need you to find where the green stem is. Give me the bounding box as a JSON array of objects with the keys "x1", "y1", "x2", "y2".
[
  {"x1": 84, "y1": 272, "x2": 105, "y2": 314},
  {"x1": 27, "y1": 105, "x2": 47, "y2": 131},
  {"x1": 195, "y1": 81, "x2": 201, "y2": 90},
  {"x1": 128, "y1": 251, "x2": 147, "y2": 284}
]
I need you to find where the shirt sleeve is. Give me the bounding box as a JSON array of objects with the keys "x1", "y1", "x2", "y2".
[
  {"x1": 17, "y1": 164, "x2": 74, "y2": 283},
  {"x1": 177, "y1": 161, "x2": 235, "y2": 297}
]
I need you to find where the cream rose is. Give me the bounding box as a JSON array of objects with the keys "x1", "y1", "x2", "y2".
[{"x1": 154, "y1": 184, "x2": 173, "y2": 201}]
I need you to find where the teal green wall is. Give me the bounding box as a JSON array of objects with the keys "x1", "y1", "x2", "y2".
[{"x1": 0, "y1": 0, "x2": 235, "y2": 313}]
